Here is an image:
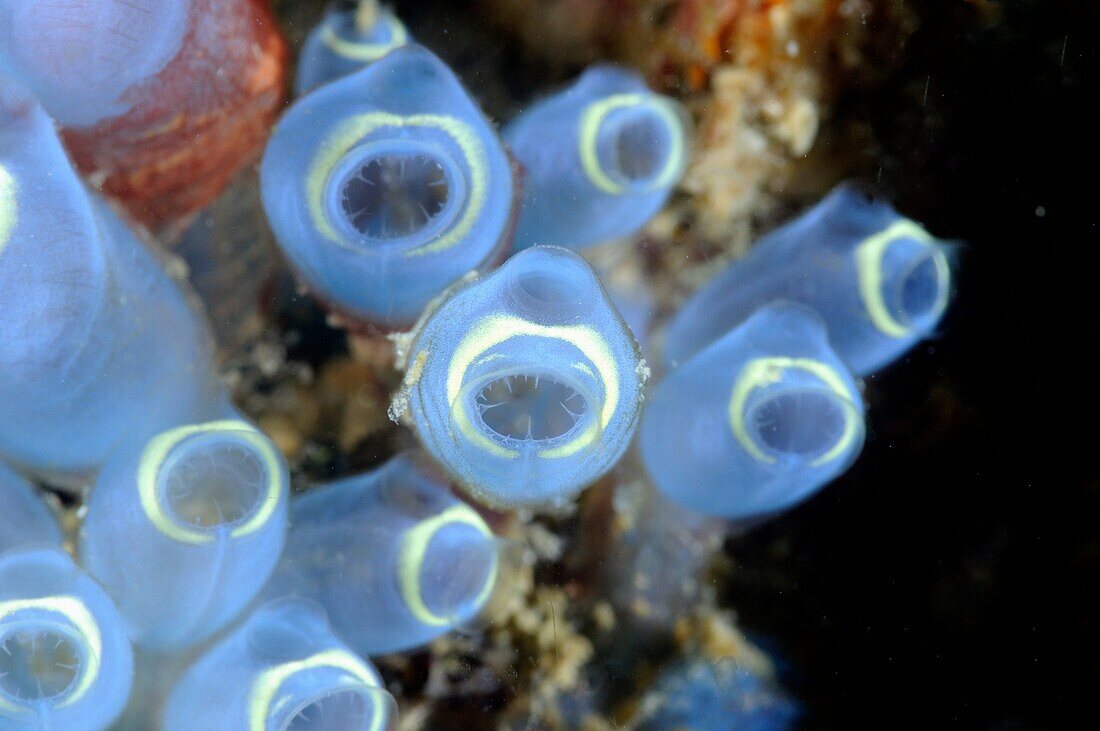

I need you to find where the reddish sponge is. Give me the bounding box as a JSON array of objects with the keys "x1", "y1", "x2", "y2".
[{"x1": 59, "y1": 0, "x2": 287, "y2": 230}]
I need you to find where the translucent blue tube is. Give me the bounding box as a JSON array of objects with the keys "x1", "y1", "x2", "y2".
[
  {"x1": 0, "y1": 462, "x2": 61, "y2": 555},
  {"x1": 637, "y1": 659, "x2": 798, "y2": 730},
  {"x1": 0, "y1": 0, "x2": 189, "y2": 127},
  {"x1": 163, "y1": 598, "x2": 397, "y2": 731},
  {"x1": 264, "y1": 452, "x2": 498, "y2": 655},
  {"x1": 295, "y1": 1, "x2": 409, "y2": 94},
  {"x1": 397, "y1": 246, "x2": 647, "y2": 508},
  {"x1": 640, "y1": 304, "x2": 865, "y2": 520},
  {"x1": 504, "y1": 65, "x2": 689, "y2": 250},
  {"x1": 0, "y1": 546, "x2": 133, "y2": 731},
  {"x1": 661, "y1": 183, "x2": 955, "y2": 375},
  {"x1": 0, "y1": 77, "x2": 226, "y2": 480},
  {"x1": 80, "y1": 419, "x2": 289, "y2": 651},
  {"x1": 262, "y1": 44, "x2": 515, "y2": 329}
]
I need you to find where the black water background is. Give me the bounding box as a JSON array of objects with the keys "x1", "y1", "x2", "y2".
[{"x1": 725, "y1": 2, "x2": 1100, "y2": 727}]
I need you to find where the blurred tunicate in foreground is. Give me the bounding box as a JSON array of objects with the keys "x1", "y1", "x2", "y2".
[
  {"x1": 0, "y1": 0, "x2": 190, "y2": 127},
  {"x1": 295, "y1": 0, "x2": 410, "y2": 94},
  {"x1": 0, "y1": 76, "x2": 226, "y2": 482},
  {"x1": 0, "y1": 461, "x2": 62, "y2": 554},
  {"x1": 0, "y1": 0, "x2": 288, "y2": 228},
  {"x1": 0, "y1": 547, "x2": 133, "y2": 731}
]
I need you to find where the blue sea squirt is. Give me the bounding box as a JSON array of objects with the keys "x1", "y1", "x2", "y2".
[
  {"x1": 0, "y1": 462, "x2": 62, "y2": 555},
  {"x1": 163, "y1": 598, "x2": 396, "y2": 731},
  {"x1": 504, "y1": 64, "x2": 689, "y2": 250},
  {"x1": 295, "y1": 0, "x2": 410, "y2": 94},
  {"x1": 0, "y1": 77, "x2": 226, "y2": 479},
  {"x1": 262, "y1": 44, "x2": 515, "y2": 329},
  {"x1": 0, "y1": 547, "x2": 133, "y2": 731},
  {"x1": 80, "y1": 419, "x2": 289, "y2": 651},
  {"x1": 641, "y1": 304, "x2": 865, "y2": 520},
  {"x1": 264, "y1": 452, "x2": 498, "y2": 656},
  {"x1": 662, "y1": 183, "x2": 955, "y2": 375},
  {"x1": 393, "y1": 245, "x2": 648, "y2": 509},
  {"x1": 0, "y1": 0, "x2": 189, "y2": 128}
]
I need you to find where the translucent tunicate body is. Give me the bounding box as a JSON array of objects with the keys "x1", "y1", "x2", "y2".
[
  {"x1": 262, "y1": 44, "x2": 515, "y2": 328},
  {"x1": 661, "y1": 183, "x2": 955, "y2": 375},
  {"x1": 504, "y1": 65, "x2": 688, "y2": 250},
  {"x1": 398, "y1": 246, "x2": 647, "y2": 508},
  {"x1": 295, "y1": 1, "x2": 409, "y2": 94},
  {"x1": 80, "y1": 419, "x2": 289, "y2": 651},
  {"x1": 0, "y1": 547, "x2": 133, "y2": 731},
  {"x1": 640, "y1": 304, "x2": 866, "y2": 520},
  {"x1": 637, "y1": 659, "x2": 798, "y2": 731},
  {"x1": 264, "y1": 452, "x2": 498, "y2": 655},
  {"x1": 0, "y1": 78, "x2": 226, "y2": 480},
  {"x1": 164, "y1": 598, "x2": 396, "y2": 731},
  {"x1": 0, "y1": 0, "x2": 190, "y2": 127},
  {"x1": 0, "y1": 462, "x2": 61, "y2": 555}
]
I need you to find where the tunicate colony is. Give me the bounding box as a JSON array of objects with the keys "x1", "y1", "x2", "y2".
[{"x1": 0, "y1": 1, "x2": 954, "y2": 728}]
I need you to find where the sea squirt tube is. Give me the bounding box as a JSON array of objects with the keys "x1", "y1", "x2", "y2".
[
  {"x1": 396, "y1": 246, "x2": 647, "y2": 509},
  {"x1": 80, "y1": 419, "x2": 289, "y2": 651},
  {"x1": 0, "y1": 546, "x2": 133, "y2": 731},
  {"x1": 264, "y1": 452, "x2": 499, "y2": 655},
  {"x1": 642, "y1": 304, "x2": 866, "y2": 520},
  {"x1": 163, "y1": 598, "x2": 397, "y2": 731},
  {"x1": 262, "y1": 44, "x2": 515, "y2": 329},
  {"x1": 0, "y1": 75, "x2": 226, "y2": 481}
]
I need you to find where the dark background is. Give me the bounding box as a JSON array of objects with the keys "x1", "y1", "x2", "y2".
[{"x1": 725, "y1": 1, "x2": 1100, "y2": 727}]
